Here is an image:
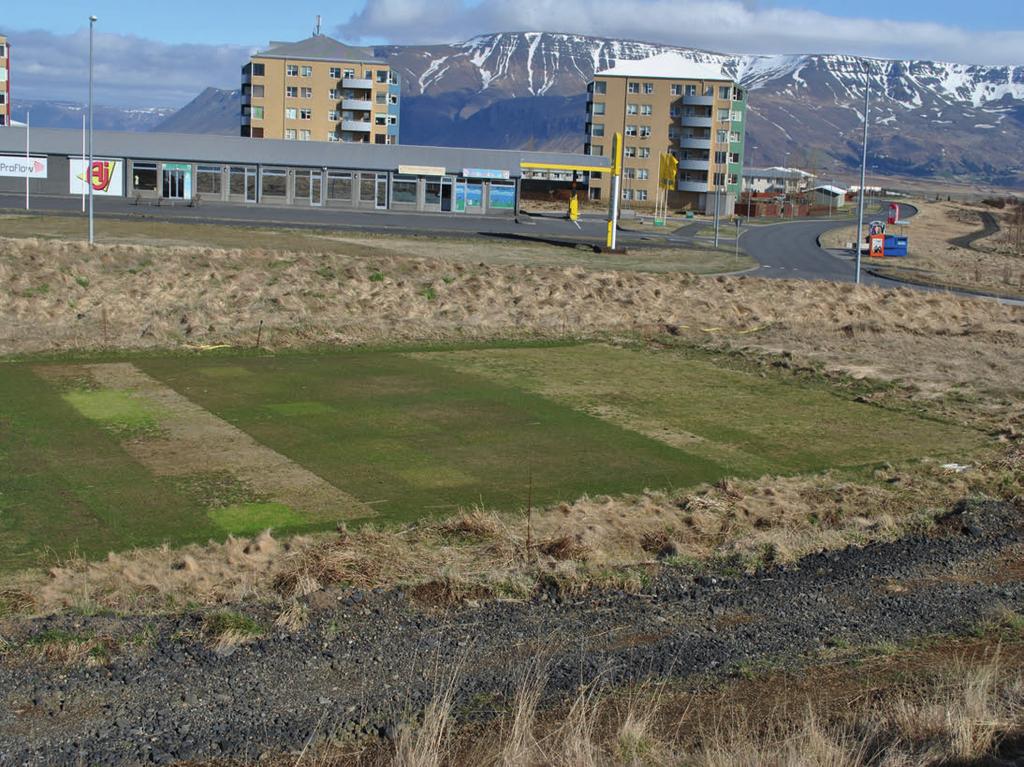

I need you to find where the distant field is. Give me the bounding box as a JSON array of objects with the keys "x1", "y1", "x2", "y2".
[{"x1": 0, "y1": 342, "x2": 984, "y2": 571}]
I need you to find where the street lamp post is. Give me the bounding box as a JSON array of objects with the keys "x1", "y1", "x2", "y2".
[
  {"x1": 854, "y1": 81, "x2": 870, "y2": 285},
  {"x1": 88, "y1": 15, "x2": 97, "y2": 245}
]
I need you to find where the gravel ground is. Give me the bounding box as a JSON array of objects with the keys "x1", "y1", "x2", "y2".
[{"x1": 1, "y1": 499, "x2": 1021, "y2": 766}]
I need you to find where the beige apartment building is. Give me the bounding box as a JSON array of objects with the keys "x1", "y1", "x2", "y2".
[
  {"x1": 584, "y1": 53, "x2": 747, "y2": 213},
  {"x1": 241, "y1": 34, "x2": 400, "y2": 144},
  {"x1": 0, "y1": 34, "x2": 9, "y2": 127}
]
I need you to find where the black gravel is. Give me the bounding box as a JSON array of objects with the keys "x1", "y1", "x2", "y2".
[{"x1": 1, "y1": 499, "x2": 1022, "y2": 766}]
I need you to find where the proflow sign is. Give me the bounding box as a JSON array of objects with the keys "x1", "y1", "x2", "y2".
[{"x1": 0, "y1": 156, "x2": 49, "y2": 179}]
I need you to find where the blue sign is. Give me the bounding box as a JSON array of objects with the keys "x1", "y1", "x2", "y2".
[{"x1": 463, "y1": 168, "x2": 510, "y2": 180}]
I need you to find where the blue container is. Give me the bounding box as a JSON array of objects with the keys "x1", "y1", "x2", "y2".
[{"x1": 884, "y1": 235, "x2": 908, "y2": 257}]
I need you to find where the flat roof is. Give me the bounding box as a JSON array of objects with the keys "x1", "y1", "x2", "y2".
[
  {"x1": 596, "y1": 53, "x2": 730, "y2": 82},
  {"x1": 743, "y1": 166, "x2": 815, "y2": 179},
  {"x1": 0, "y1": 127, "x2": 608, "y2": 176},
  {"x1": 813, "y1": 185, "x2": 846, "y2": 195}
]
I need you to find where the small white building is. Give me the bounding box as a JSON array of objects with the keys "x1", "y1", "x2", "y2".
[
  {"x1": 810, "y1": 184, "x2": 847, "y2": 208},
  {"x1": 742, "y1": 166, "x2": 815, "y2": 194}
]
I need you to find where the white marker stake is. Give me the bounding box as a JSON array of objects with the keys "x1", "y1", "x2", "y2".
[{"x1": 25, "y1": 112, "x2": 30, "y2": 211}]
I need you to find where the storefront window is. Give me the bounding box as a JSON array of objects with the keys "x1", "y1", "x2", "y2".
[
  {"x1": 328, "y1": 172, "x2": 353, "y2": 201},
  {"x1": 488, "y1": 181, "x2": 516, "y2": 210},
  {"x1": 391, "y1": 174, "x2": 417, "y2": 204},
  {"x1": 196, "y1": 165, "x2": 221, "y2": 195},
  {"x1": 132, "y1": 162, "x2": 157, "y2": 192},
  {"x1": 261, "y1": 168, "x2": 287, "y2": 197},
  {"x1": 424, "y1": 180, "x2": 442, "y2": 207}
]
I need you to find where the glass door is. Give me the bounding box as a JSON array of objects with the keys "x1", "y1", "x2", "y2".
[
  {"x1": 162, "y1": 169, "x2": 184, "y2": 199},
  {"x1": 310, "y1": 173, "x2": 322, "y2": 206},
  {"x1": 374, "y1": 174, "x2": 388, "y2": 209},
  {"x1": 245, "y1": 168, "x2": 258, "y2": 203},
  {"x1": 440, "y1": 176, "x2": 453, "y2": 212}
]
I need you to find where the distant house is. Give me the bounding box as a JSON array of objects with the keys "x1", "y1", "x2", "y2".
[
  {"x1": 810, "y1": 184, "x2": 847, "y2": 208},
  {"x1": 742, "y1": 166, "x2": 815, "y2": 195}
]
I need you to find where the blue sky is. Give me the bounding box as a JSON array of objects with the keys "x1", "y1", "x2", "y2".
[
  {"x1": 3, "y1": 0, "x2": 1021, "y2": 45},
  {"x1": 3, "y1": 0, "x2": 1023, "y2": 107}
]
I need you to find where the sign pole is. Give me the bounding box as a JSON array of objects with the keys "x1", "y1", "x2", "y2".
[
  {"x1": 607, "y1": 132, "x2": 622, "y2": 251},
  {"x1": 25, "y1": 111, "x2": 30, "y2": 210},
  {"x1": 81, "y1": 114, "x2": 86, "y2": 213},
  {"x1": 88, "y1": 15, "x2": 97, "y2": 246}
]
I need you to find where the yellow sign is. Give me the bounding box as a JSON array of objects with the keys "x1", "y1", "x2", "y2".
[
  {"x1": 397, "y1": 165, "x2": 446, "y2": 176},
  {"x1": 659, "y1": 153, "x2": 678, "y2": 190},
  {"x1": 611, "y1": 132, "x2": 623, "y2": 176}
]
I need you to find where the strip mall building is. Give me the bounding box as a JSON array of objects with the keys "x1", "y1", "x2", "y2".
[{"x1": 0, "y1": 127, "x2": 607, "y2": 216}]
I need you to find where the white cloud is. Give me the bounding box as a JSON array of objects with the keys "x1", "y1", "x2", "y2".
[
  {"x1": 337, "y1": 0, "x2": 1024, "y2": 66},
  {"x1": 9, "y1": 28, "x2": 250, "y2": 107}
]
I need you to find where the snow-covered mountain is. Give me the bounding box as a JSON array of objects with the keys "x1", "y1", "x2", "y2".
[{"x1": 381, "y1": 32, "x2": 1024, "y2": 186}]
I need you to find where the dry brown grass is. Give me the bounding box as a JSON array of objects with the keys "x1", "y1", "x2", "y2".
[
  {"x1": 288, "y1": 637, "x2": 1024, "y2": 767},
  {"x1": 4, "y1": 440, "x2": 1019, "y2": 619}
]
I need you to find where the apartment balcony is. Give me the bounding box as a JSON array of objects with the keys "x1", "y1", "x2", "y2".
[
  {"x1": 679, "y1": 159, "x2": 709, "y2": 171},
  {"x1": 342, "y1": 119, "x2": 372, "y2": 132},
  {"x1": 242, "y1": 73, "x2": 251, "y2": 85},
  {"x1": 682, "y1": 94, "x2": 714, "y2": 106},
  {"x1": 677, "y1": 180, "x2": 709, "y2": 192},
  {"x1": 342, "y1": 77, "x2": 373, "y2": 90},
  {"x1": 680, "y1": 115, "x2": 713, "y2": 128},
  {"x1": 341, "y1": 98, "x2": 373, "y2": 111},
  {"x1": 241, "y1": 115, "x2": 251, "y2": 126},
  {"x1": 679, "y1": 137, "x2": 712, "y2": 149}
]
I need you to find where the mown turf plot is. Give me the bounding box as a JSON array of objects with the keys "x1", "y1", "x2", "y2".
[
  {"x1": 414, "y1": 344, "x2": 985, "y2": 477},
  {"x1": 0, "y1": 365, "x2": 222, "y2": 571},
  {"x1": 137, "y1": 350, "x2": 729, "y2": 525}
]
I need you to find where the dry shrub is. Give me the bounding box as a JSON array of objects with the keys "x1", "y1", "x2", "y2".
[
  {"x1": 392, "y1": 666, "x2": 460, "y2": 767},
  {"x1": 538, "y1": 534, "x2": 590, "y2": 562},
  {"x1": 694, "y1": 711, "x2": 866, "y2": 767},
  {"x1": 274, "y1": 600, "x2": 309, "y2": 632}
]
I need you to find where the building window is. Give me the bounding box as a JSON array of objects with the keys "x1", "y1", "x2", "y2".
[
  {"x1": 252, "y1": 85, "x2": 264, "y2": 98},
  {"x1": 592, "y1": 102, "x2": 605, "y2": 115},
  {"x1": 132, "y1": 162, "x2": 158, "y2": 191},
  {"x1": 730, "y1": 131, "x2": 741, "y2": 142},
  {"x1": 717, "y1": 129, "x2": 728, "y2": 142},
  {"x1": 719, "y1": 86, "x2": 732, "y2": 100},
  {"x1": 343, "y1": 68, "x2": 355, "y2": 78},
  {"x1": 714, "y1": 172, "x2": 726, "y2": 186},
  {"x1": 286, "y1": 64, "x2": 299, "y2": 76},
  {"x1": 636, "y1": 169, "x2": 649, "y2": 180},
  {"x1": 327, "y1": 171, "x2": 352, "y2": 200},
  {"x1": 284, "y1": 129, "x2": 297, "y2": 140},
  {"x1": 375, "y1": 114, "x2": 387, "y2": 126},
  {"x1": 715, "y1": 151, "x2": 728, "y2": 164},
  {"x1": 731, "y1": 110, "x2": 743, "y2": 122},
  {"x1": 626, "y1": 103, "x2": 638, "y2": 115},
  {"x1": 196, "y1": 165, "x2": 222, "y2": 195},
  {"x1": 593, "y1": 80, "x2": 607, "y2": 94},
  {"x1": 591, "y1": 123, "x2": 605, "y2": 137},
  {"x1": 392, "y1": 174, "x2": 418, "y2": 204},
  {"x1": 670, "y1": 106, "x2": 681, "y2": 117},
  {"x1": 729, "y1": 174, "x2": 739, "y2": 185},
  {"x1": 252, "y1": 63, "x2": 265, "y2": 77},
  {"x1": 328, "y1": 110, "x2": 339, "y2": 120},
  {"x1": 299, "y1": 130, "x2": 311, "y2": 140},
  {"x1": 685, "y1": 85, "x2": 697, "y2": 96},
  {"x1": 286, "y1": 108, "x2": 297, "y2": 120},
  {"x1": 262, "y1": 168, "x2": 287, "y2": 196},
  {"x1": 329, "y1": 89, "x2": 339, "y2": 100},
  {"x1": 300, "y1": 109, "x2": 311, "y2": 120},
  {"x1": 377, "y1": 70, "x2": 388, "y2": 82},
  {"x1": 287, "y1": 86, "x2": 299, "y2": 98},
  {"x1": 389, "y1": 115, "x2": 398, "y2": 125},
  {"x1": 636, "y1": 189, "x2": 648, "y2": 201},
  {"x1": 0, "y1": 44, "x2": 7, "y2": 58},
  {"x1": 251, "y1": 106, "x2": 264, "y2": 120},
  {"x1": 624, "y1": 146, "x2": 637, "y2": 158},
  {"x1": 301, "y1": 66, "x2": 313, "y2": 77},
  {"x1": 589, "y1": 144, "x2": 603, "y2": 155},
  {"x1": 328, "y1": 134, "x2": 341, "y2": 142},
  {"x1": 638, "y1": 147, "x2": 651, "y2": 158},
  {"x1": 730, "y1": 152, "x2": 740, "y2": 164},
  {"x1": 641, "y1": 104, "x2": 653, "y2": 115},
  {"x1": 627, "y1": 82, "x2": 639, "y2": 94},
  {"x1": 643, "y1": 83, "x2": 654, "y2": 94},
  {"x1": 624, "y1": 168, "x2": 635, "y2": 179},
  {"x1": 376, "y1": 91, "x2": 387, "y2": 104},
  {"x1": 671, "y1": 84, "x2": 682, "y2": 96},
  {"x1": 390, "y1": 94, "x2": 399, "y2": 105},
  {"x1": 302, "y1": 87, "x2": 313, "y2": 98},
  {"x1": 622, "y1": 189, "x2": 633, "y2": 201},
  {"x1": 717, "y1": 108, "x2": 731, "y2": 121},
  {"x1": 330, "y1": 67, "x2": 341, "y2": 79},
  {"x1": 639, "y1": 126, "x2": 651, "y2": 138}
]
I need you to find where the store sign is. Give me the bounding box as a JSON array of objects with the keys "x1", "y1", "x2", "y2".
[
  {"x1": 69, "y1": 158, "x2": 124, "y2": 196},
  {"x1": 463, "y1": 168, "x2": 509, "y2": 180},
  {"x1": 0, "y1": 156, "x2": 48, "y2": 179},
  {"x1": 397, "y1": 164, "x2": 446, "y2": 176}
]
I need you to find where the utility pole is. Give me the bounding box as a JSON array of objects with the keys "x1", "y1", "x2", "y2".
[
  {"x1": 713, "y1": 155, "x2": 721, "y2": 247},
  {"x1": 88, "y1": 15, "x2": 97, "y2": 245},
  {"x1": 854, "y1": 78, "x2": 870, "y2": 284}
]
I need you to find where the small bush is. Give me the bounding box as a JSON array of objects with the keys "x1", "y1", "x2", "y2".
[{"x1": 369, "y1": 270, "x2": 385, "y2": 282}]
